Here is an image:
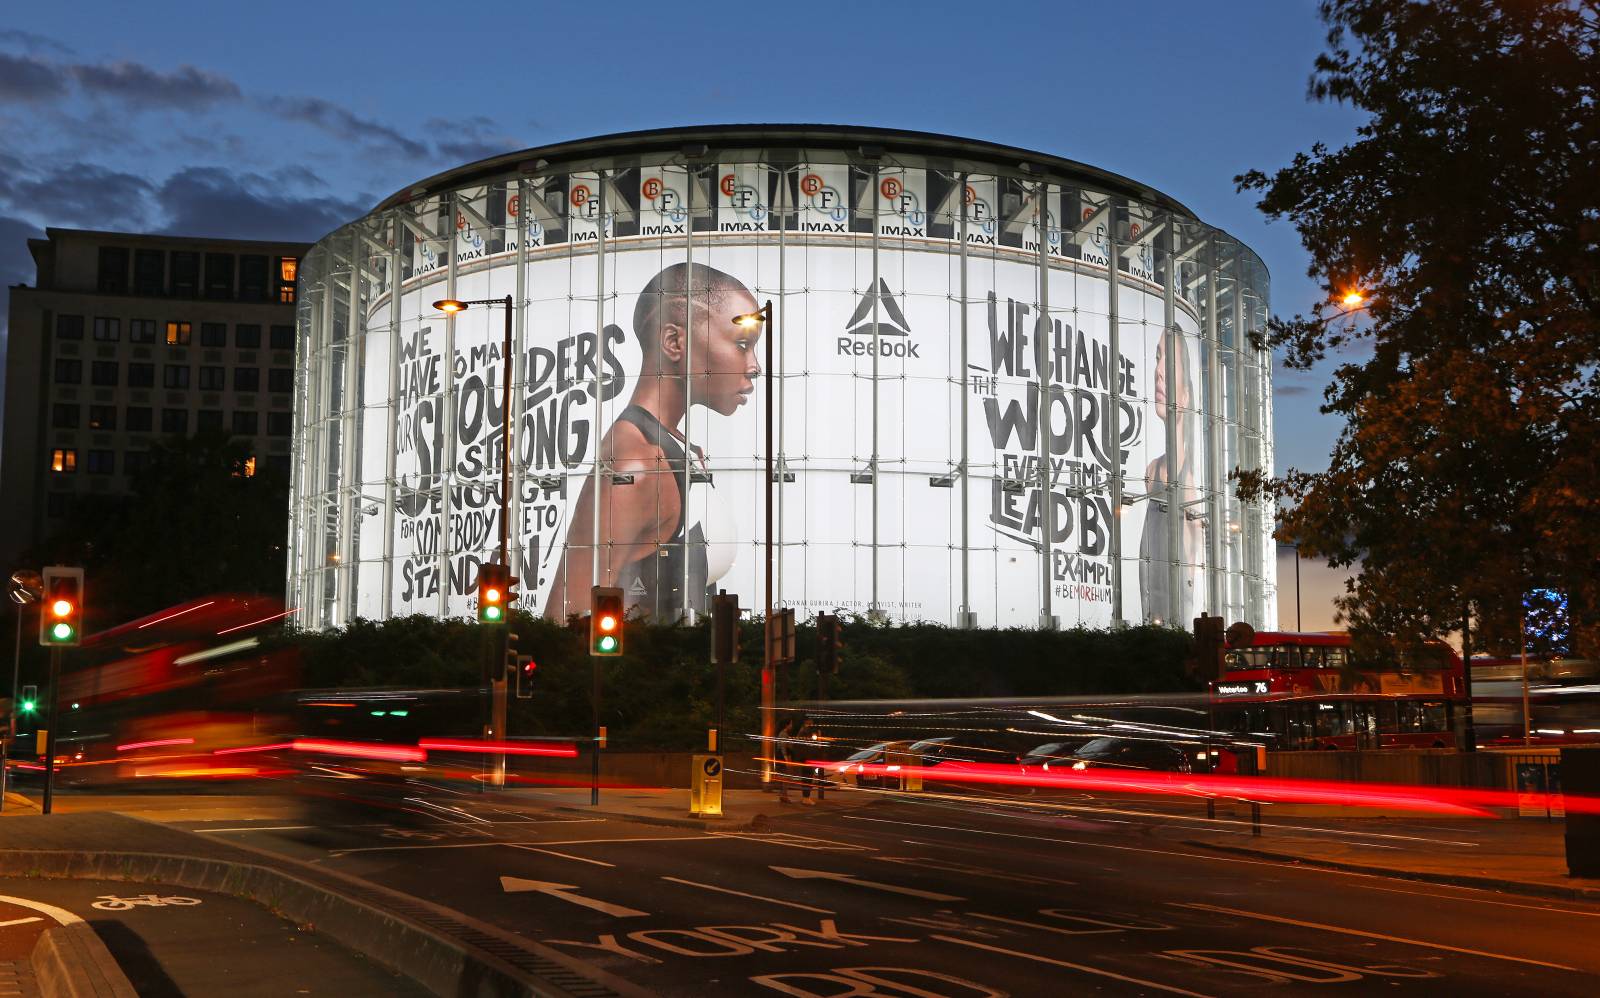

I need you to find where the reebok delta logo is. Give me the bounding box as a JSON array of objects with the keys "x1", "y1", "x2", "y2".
[{"x1": 837, "y1": 279, "x2": 920, "y2": 359}]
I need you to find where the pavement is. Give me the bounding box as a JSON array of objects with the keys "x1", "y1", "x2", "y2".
[{"x1": 1, "y1": 782, "x2": 1599, "y2": 995}]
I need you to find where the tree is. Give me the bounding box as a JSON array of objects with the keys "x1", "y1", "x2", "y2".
[
  {"x1": 1236, "y1": 0, "x2": 1600, "y2": 658},
  {"x1": 26, "y1": 431, "x2": 288, "y2": 625}
]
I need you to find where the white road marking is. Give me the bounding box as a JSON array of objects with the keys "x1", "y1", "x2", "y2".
[
  {"x1": 500, "y1": 877, "x2": 649, "y2": 918},
  {"x1": 929, "y1": 934, "x2": 1214, "y2": 997},
  {"x1": 332, "y1": 833, "x2": 713, "y2": 856},
  {"x1": 1353, "y1": 881, "x2": 1600, "y2": 918},
  {"x1": 514, "y1": 846, "x2": 616, "y2": 867},
  {"x1": 770, "y1": 866, "x2": 964, "y2": 902},
  {"x1": 661, "y1": 876, "x2": 835, "y2": 914},
  {"x1": 1174, "y1": 902, "x2": 1581, "y2": 972},
  {"x1": 0, "y1": 917, "x2": 43, "y2": 928},
  {"x1": 0, "y1": 896, "x2": 82, "y2": 926},
  {"x1": 194, "y1": 825, "x2": 314, "y2": 833}
]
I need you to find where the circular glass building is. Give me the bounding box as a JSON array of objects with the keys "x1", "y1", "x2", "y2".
[{"x1": 287, "y1": 125, "x2": 1273, "y2": 631}]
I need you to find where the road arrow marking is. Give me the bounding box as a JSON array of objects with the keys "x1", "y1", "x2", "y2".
[
  {"x1": 499, "y1": 877, "x2": 649, "y2": 917},
  {"x1": 770, "y1": 866, "x2": 964, "y2": 901}
]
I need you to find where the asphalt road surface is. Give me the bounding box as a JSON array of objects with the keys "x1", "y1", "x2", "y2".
[{"x1": 175, "y1": 792, "x2": 1600, "y2": 997}]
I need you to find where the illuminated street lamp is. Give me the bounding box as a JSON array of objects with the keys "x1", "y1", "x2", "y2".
[
  {"x1": 432, "y1": 297, "x2": 515, "y2": 570},
  {"x1": 434, "y1": 296, "x2": 517, "y2": 790},
  {"x1": 732, "y1": 299, "x2": 777, "y2": 784}
]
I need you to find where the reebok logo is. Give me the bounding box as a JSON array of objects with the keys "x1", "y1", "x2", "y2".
[{"x1": 837, "y1": 279, "x2": 920, "y2": 359}]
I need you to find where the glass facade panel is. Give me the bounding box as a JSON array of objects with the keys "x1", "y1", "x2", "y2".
[{"x1": 288, "y1": 130, "x2": 1272, "y2": 631}]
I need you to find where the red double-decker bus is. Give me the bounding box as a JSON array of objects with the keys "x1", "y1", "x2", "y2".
[
  {"x1": 24, "y1": 594, "x2": 300, "y2": 783},
  {"x1": 1208, "y1": 630, "x2": 1466, "y2": 750}
]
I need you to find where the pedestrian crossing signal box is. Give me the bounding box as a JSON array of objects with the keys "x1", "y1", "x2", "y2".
[{"x1": 691, "y1": 754, "x2": 723, "y2": 817}]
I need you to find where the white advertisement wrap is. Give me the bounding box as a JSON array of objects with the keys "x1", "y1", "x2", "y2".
[{"x1": 300, "y1": 142, "x2": 1270, "y2": 634}]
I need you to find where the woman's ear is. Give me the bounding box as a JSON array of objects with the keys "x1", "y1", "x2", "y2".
[{"x1": 659, "y1": 322, "x2": 686, "y2": 364}]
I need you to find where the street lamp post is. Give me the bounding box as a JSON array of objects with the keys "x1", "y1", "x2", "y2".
[
  {"x1": 3, "y1": 572, "x2": 41, "y2": 813},
  {"x1": 433, "y1": 296, "x2": 515, "y2": 786},
  {"x1": 733, "y1": 300, "x2": 776, "y2": 784}
]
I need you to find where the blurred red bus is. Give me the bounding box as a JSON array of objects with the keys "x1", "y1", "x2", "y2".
[
  {"x1": 28, "y1": 594, "x2": 299, "y2": 783},
  {"x1": 1209, "y1": 630, "x2": 1466, "y2": 750}
]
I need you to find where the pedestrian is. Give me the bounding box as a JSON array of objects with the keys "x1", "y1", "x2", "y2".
[{"x1": 775, "y1": 715, "x2": 798, "y2": 803}]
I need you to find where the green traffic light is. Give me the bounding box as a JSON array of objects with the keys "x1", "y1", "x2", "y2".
[
  {"x1": 483, "y1": 605, "x2": 502, "y2": 622},
  {"x1": 20, "y1": 700, "x2": 36, "y2": 713},
  {"x1": 598, "y1": 635, "x2": 617, "y2": 653},
  {"x1": 50, "y1": 622, "x2": 74, "y2": 641}
]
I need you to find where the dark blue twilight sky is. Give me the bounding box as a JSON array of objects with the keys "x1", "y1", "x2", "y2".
[{"x1": 0, "y1": 1, "x2": 1367, "y2": 626}]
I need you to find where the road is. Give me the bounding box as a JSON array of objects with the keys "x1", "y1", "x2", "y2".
[{"x1": 158, "y1": 787, "x2": 1600, "y2": 997}]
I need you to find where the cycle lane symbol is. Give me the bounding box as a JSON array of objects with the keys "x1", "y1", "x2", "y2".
[{"x1": 91, "y1": 894, "x2": 202, "y2": 911}]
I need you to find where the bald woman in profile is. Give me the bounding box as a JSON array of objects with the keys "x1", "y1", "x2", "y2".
[{"x1": 544, "y1": 262, "x2": 760, "y2": 621}]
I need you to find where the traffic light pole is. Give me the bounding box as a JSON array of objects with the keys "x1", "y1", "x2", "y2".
[
  {"x1": 1, "y1": 602, "x2": 19, "y2": 812},
  {"x1": 42, "y1": 648, "x2": 59, "y2": 815}
]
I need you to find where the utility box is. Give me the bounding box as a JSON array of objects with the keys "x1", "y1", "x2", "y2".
[
  {"x1": 691, "y1": 754, "x2": 724, "y2": 817},
  {"x1": 889, "y1": 749, "x2": 922, "y2": 793},
  {"x1": 1562, "y1": 747, "x2": 1597, "y2": 876}
]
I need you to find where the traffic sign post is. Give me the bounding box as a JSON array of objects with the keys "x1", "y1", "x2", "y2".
[{"x1": 691, "y1": 753, "x2": 724, "y2": 817}]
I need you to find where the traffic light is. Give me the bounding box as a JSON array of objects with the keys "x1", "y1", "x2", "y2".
[
  {"x1": 478, "y1": 562, "x2": 515, "y2": 624},
  {"x1": 817, "y1": 613, "x2": 842, "y2": 675},
  {"x1": 1192, "y1": 612, "x2": 1225, "y2": 680},
  {"x1": 590, "y1": 586, "x2": 624, "y2": 656},
  {"x1": 504, "y1": 630, "x2": 520, "y2": 676},
  {"x1": 712, "y1": 591, "x2": 740, "y2": 665},
  {"x1": 766, "y1": 608, "x2": 796, "y2": 664},
  {"x1": 515, "y1": 655, "x2": 536, "y2": 699},
  {"x1": 19, "y1": 685, "x2": 38, "y2": 716},
  {"x1": 39, "y1": 566, "x2": 83, "y2": 647}
]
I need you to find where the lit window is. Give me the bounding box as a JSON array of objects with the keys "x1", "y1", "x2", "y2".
[
  {"x1": 51, "y1": 449, "x2": 77, "y2": 473},
  {"x1": 244, "y1": 455, "x2": 257, "y2": 477},
  {"x1": 165, "y1": 321, "x2": 192, "y2": 346},
  {"x1": 88, "y1": 405, "x2": 116, "y2": 430},
  {"x1": 278, "y1": 258, "x2": 298, "y2": 303}
]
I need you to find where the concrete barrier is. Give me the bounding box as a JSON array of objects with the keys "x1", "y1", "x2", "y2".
[{"x1": 32, "y1": 923, "x2": 137, "y2": 998}]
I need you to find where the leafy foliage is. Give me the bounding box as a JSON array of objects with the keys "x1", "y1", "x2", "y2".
[
  {"x1": 286, "y1": 614, "x2": 1198, "y2": 750},
  {"x1": 1236, "y1": 0, "x2": 1600, "y2": 657}
]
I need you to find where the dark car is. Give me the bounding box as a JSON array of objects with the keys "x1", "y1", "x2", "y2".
[{"x1": 1064, "y1": 736, "x2": 1199, "y2": 773}]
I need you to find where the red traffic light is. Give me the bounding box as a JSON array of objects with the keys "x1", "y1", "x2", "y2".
[
  {"x1": 40, "y1": 566, "x2": 83, "y2": 647},
  {"x1": 478, "y1": 563, "x2": 516, "y2": 624},
  {"x1": 590, "y1": 586, "x2": 624, "y2": 656}
]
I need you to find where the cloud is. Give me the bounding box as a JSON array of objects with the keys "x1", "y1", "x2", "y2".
[
  {"x1": 70, "y1": 60, "x2": 240, "y2": 108},
  {"x1": 0, "y1": 29, "x2": 75, "y2": 57},
  {"x1": 0, "y1": 52, "x2": 69, "y2": 101},
  {"x1": 426, "y1": 114, "x2": 523, "y2": 164},
  {"x1": 0, "y1": 159, "x2": 155, "y2": 229},
  {"x1": 153, "y1": 167, "x2": 370, "y2": 242},
  {"x1": 260, "y1": 96, "x2": 428, "y2": 159}
]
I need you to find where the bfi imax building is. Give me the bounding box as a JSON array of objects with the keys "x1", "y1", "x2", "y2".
[{"x1": 286, "y1": 125, "x2": 1275, "y2": 631}]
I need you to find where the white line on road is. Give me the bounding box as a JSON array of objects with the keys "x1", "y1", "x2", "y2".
[
  {"x1": 1173, "y1": 902, "x2": 1580, "y2": 972},
  {"x1": 929, "y1": 934, "x2": 1214, "y2": 997},
  {"x1": 331, "y1": 833, "x2": 715, "y2": 856},
  {"x1": 514, "y1": 846, "x2": 616, "y2": 867},
  {"x1": 0, "y1": 917, "x2": 43, "y2": 928},
  {"x1": 771, "y1": 866, "x2": 965, "y2": 902},
  {"x1": 0, "y1": 896, "x2": 82, "y2": 926},
  {"x1": 661, "y1": 876, "x2": 836, "y2": 914},
  {"x1": 500, "y1": 877, "x2": 649, "y2": 918},
  {"x1": 1352, "y1": 881, "x2": 1600, "y2": 918}
]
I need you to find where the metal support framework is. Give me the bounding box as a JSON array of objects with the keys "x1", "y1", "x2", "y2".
[
  {"x1": 1034, "y1": 182, "x2": 1055, "y2": 630},
  {"x1": 1106, "y1": 200, "x2": 1124, "y2": 628}
]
